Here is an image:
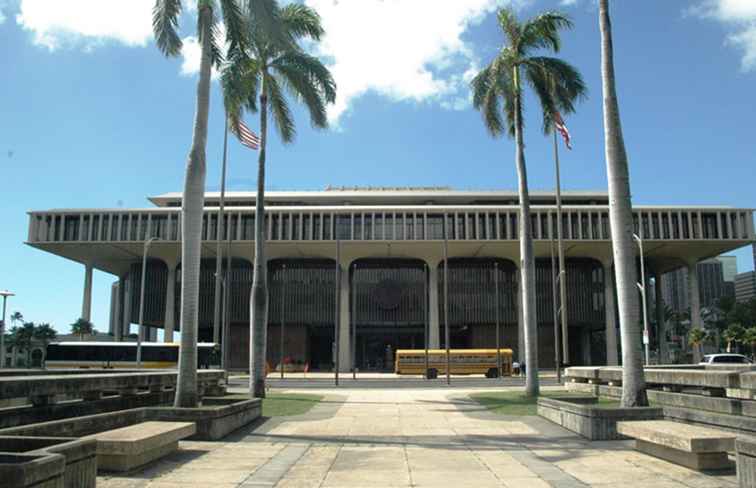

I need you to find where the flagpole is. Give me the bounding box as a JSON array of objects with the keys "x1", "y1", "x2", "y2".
[
  {"x1": 553, "y1": 128, "x2": 569, "y2": 367},
  {"x1": 213, "y1": 117, "x2": 229, "y2": 347}
]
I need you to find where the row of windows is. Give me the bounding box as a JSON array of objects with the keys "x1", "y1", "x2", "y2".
[{"x1": 31, "y1": 209, "x2": 753, "y2": 243}]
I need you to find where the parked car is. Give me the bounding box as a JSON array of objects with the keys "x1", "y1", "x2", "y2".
[{"x1": 700, "y1": 353, "x2": 753, "y2": 365}]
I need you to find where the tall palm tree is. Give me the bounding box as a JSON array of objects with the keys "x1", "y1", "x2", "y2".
[
  {"x1": 598, "y1": 0, "x2": 647, "y2": 406},
  {"x1": 34, "y1": 323, "x2": 57, "y2": 367},
  {"x1": 222, "y1": 2, "x2": 336, "y2": 398},
  {"x1": 470, "y1": 8, "x2": 585, "y2": 397},
  {"x1": 10, "y1": 311, "x2": 23, "y2": 328},
  {"x1": 70, "y1": 318, "x2": 94, "y2": 339},
  {"x1": 153, "y1": 0, "x2": 280, "y2": 407}
]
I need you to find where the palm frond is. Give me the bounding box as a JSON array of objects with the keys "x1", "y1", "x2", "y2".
[
  {"x1": 470, "y1": 53, "x2": 517, "y2": 138},
  {"x1": 265, "y1": 75, "x2": 296, "y2": 143},
  {"x1": 524, "y1": 56, "x2": 587, "y2": 129},
  {"x1": 153, "y1": 0, "x2": 183, "y2": 56},
  {"x1": 222, "y1": 52, "x2": 261, "y2": 133},
  {"x1": 271, "y1": 51, "x2": 336, "y2": 128},
  {"x1": 219, "y1": 0, "x2": 249, "y2": 60},
  {"x1": 497, "y1": 8, "x2": 521, "y2": 46},
  {"x1": 247, "y1": 0, "x2": 289, "y2": 50},
  {"x1": 281, "y1": 3, "x2": 324, "y2": 42},
  {"x1": 521, "y1": 12, "x2": 572, "y2": 54},
  {"x1": 201, "y1": 5, "x2": 225, "y2": 68}
]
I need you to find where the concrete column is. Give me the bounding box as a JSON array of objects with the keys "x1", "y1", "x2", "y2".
[
  {"x1": 114, "y1": 278, "x2": 123, "y2": 341},
  {"x1": 428, "y1": 264, "x2": 440, "y2": 349},
  {"x1": 108, "y1": 281, "x2": 119, "y2": 336},
  {"x1": 602, "y1": 260, "x2": 619, "y2": 366},
  {"x1": 688, "y1": 259, "x2": 702, "y2": 362},
  {"x1": 338, "y1": 263, "x2": 351, "y2": 372},
  {"x1": 82, "y1": 263, "x2": 93, "y2": 321},
  {"x1": 654, "y1": 270, "x2": 667, "y2": 364},
  {"x1": 516, "y1": 276, "x2": 525, "y2": 362},
  {"x1": 122, "y1": 275, "x2": 132, "y2": 340},
  {"x1": 164, "y1": 264, "x2": 176, "y2": 343}
]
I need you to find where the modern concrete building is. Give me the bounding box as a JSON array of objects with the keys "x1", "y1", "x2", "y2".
[
  {"x1": 736, "y1": 271, "x2": 756, "y2": 303},
  {"x1": 25, "y1": 188, "x2": 755, "y2": 370}
]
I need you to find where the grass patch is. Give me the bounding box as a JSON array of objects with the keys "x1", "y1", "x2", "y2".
[
  {"x1": 262, "y1": 393, "x2": 323, "y2": 417},
  {"x1": 470, "y1": 391, "x2": 618, "y2": 416}
]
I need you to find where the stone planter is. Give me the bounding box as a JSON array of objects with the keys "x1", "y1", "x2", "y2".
[
  {"x1": 538, "y1": 396, "x2": 663, "y2": 440},
  {"x1": 0, "y1": 436, "x2": 97, "y2": 488},
  {"x1": 0, "y1": 452, "x2": 66, "y2": 488},
  {"x1": 148, "y1": 395, "x2": 262, "y2": 440}
]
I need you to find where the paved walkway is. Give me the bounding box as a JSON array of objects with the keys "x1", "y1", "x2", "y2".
[{"x1": 98, "y1": 387, "x2": 737, "y2": 488}]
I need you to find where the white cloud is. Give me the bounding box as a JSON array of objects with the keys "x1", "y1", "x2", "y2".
[
  {"x1": 16, "y1": 0, "x2": 154, "y2": 50},
  {"x1": 559, "y1": 0, "x2": 579, "y2": 6},
  {"x1": 691, "y1": 0, "x2": 756, "y2": 71},
  {"x1": 304, "y1": 0, "x2": 520, "y2": 124}
]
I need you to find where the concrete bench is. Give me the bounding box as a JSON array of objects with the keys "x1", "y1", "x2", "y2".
[
  {"x1": 617, "y1": 420, "x2": 736, "y2": 471},
  {"x1": 85, "y1": 421, "x2": 195, "y2": 472}
]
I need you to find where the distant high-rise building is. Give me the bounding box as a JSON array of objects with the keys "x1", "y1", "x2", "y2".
[
  {"x1": 735, "y1": 271, "x2": 756, "y2": 303},
  {"x1": 662, "y1": 258, "x2": 731, "y2": 313},
  {"x1": 718, "y1": 256, "x2": 738, "y2": 283}
]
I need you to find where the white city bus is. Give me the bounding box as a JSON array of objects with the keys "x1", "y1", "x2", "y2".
[{"x1": 45, "y1": 342, "x2": 220, "y2": 369}]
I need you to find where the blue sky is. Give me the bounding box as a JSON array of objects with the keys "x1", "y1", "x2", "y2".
[{"x1": 0, "y1": 0, "x2": 754, "y2": 333}]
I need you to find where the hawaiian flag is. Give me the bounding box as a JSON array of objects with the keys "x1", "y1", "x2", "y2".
[
  {"x1": 553, "y1": 111, "x2": 572, "y2": 150},
  {"x1": 235, "y1": 119, "x2": 261, "y2": 150}
]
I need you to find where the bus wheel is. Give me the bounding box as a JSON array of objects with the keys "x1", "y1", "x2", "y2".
[{"x1": 486, "y1": 368, "x2": 499, "y2": 379}]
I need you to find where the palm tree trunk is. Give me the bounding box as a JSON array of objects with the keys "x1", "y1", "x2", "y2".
[
  {"x1": 599, "y1": 0, "x2": 647, "y2": 407},
  {"x1": 513, "y1": 65, "x2": 539, "y2": 397},
  {"x1": 174, "y1": 4, "x2": 212, "y2": 408},
  {"x1": 250, "y1": 79, "x2": 269, "y2": 398}
]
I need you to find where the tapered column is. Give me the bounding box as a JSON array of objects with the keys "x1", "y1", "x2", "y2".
[
  {"x1": 164, "y1": 264, "x2": 176, "y2": 343},
  {"x1": 122, "y1": 276, "x2": 132, "y2": 340},
  {"x1": 338, "y1": 263, "x2": 351, "y2": 372},
  {"x1": 108, "y1": 282, "x2": 119, "y2": 336},
  {"x1": 428, "y1": 264, "x2": 440, "y2": 349},
  {"x1": 654, "y1": 270, "x2": 667, "y2": 364},
  {"x1": 114, "y1": 278, "x2": 123, "y2": 341},
  {"x1": 603, "y1": 260, "x2": 619, "y2": 366},
  {"x1": 688, "y1": 259, "x2": 702, "y2": 362},
  {"x1": 82, "y1": 263, "x2": 93, "y2": 321}
]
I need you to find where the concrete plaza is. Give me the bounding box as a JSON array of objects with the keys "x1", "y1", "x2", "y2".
[{"x1": 98, "y1": 386, "x2": 737, "y2": 488}]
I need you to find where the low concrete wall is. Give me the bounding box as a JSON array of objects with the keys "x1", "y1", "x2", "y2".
[
  {"x1": 537, "y1": 396, "x2": 663, "y2": 441},
  {"x1": 736, "y1": 437, "x2": 756, "y2": 487},
  {"x1": 0, "y1": 452, "x2": 66, "y2": 488},
  {"x1": 150, "y1": 395, "x2": 262, "y2": 440},
  {"x1": 0, "y1": 436, "x2": 97, "y2": 488},
  {"x1": 0, "y1": 394, "x2": 261, "y2": 442}
]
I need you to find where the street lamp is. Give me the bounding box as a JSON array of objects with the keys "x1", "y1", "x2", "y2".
[
  {"x1": 0, "y1": 290, "x2": 15, "y2": 369},
  {"x1": 633, "y1": 234, "x2": 650, "y2": 365},
  {"x1": 137, "y1": 237, "x2": 160, "y2": 368}
]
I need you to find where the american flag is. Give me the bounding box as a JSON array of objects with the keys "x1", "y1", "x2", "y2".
[
  {"x1": 235, "y1": 119, "x2": 261, "y2": 150},
  {"x1": 553, "y1": 111, "x2": 572, "y2": 150}
]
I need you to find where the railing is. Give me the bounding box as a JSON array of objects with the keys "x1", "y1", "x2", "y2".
[{"x1": 27, "y1": 206, "x2": 755, "y2": 244}]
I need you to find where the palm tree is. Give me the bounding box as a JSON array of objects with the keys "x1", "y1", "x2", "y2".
[
  {"x1": 153, "y1": 0, "x2": 281, "y2": 407},
  {"x1": 70, "y1": 318, "x2": 94, "y2": 339},
  {"x1": 222, "y1": 2, "x2": 335, "y2": 398},
  {"x1": 598, "y1": 0, "x2": 647, "y2": 407},
  {"x1": 10, "y1": 311, "x2": 23, "y2": 328},
  {"x1": 723, "y1": 323, "x2": 745, "y2": 353},
  {"x1": 470, "y1": 8, "x2": 585, "y2": 397},
  {"x1": 34, "y1": 323, "x2": 57, "y2": 367},
  {"x1": 688, "y1": 328, "x2": 707, "y2": 362},
  {"x1": 17, "y1": 322, "x2": 37, "y2": 367}
]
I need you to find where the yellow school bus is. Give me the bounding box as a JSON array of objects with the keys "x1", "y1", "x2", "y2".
[{"x1": 395, "y1": 348, "x2": 513, "y2": 377}]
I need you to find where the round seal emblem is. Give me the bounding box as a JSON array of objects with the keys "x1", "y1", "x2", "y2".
[{"x1": 375, "y1": 278, "x2": 402, "y2": 310}]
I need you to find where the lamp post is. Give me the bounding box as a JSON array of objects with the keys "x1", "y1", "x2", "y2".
[
  {"x1": 137, "y1": 237, "x2": 160, "y2": 368},
  {"x1": 0, "y1": 290, "x2": 14, "y2": 369},
  {"x1": 633, "y1": 234, "x2": 650, "y2": 365}
]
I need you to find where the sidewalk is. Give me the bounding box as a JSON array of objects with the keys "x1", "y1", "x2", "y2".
[{"x1": 98, "y1": 386, "x2": 737, "y2": 487}]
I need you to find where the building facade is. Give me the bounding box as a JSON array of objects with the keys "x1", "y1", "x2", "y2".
[
  {"x1": 661, "y1": 256, "x2": 737, "y2": 315},
  {"x1": 736, "y1": 271, "x2": 756, "y2": 303},
  {"x1": 26, "y1": 189, "x2": 755, "y2": 370}
]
